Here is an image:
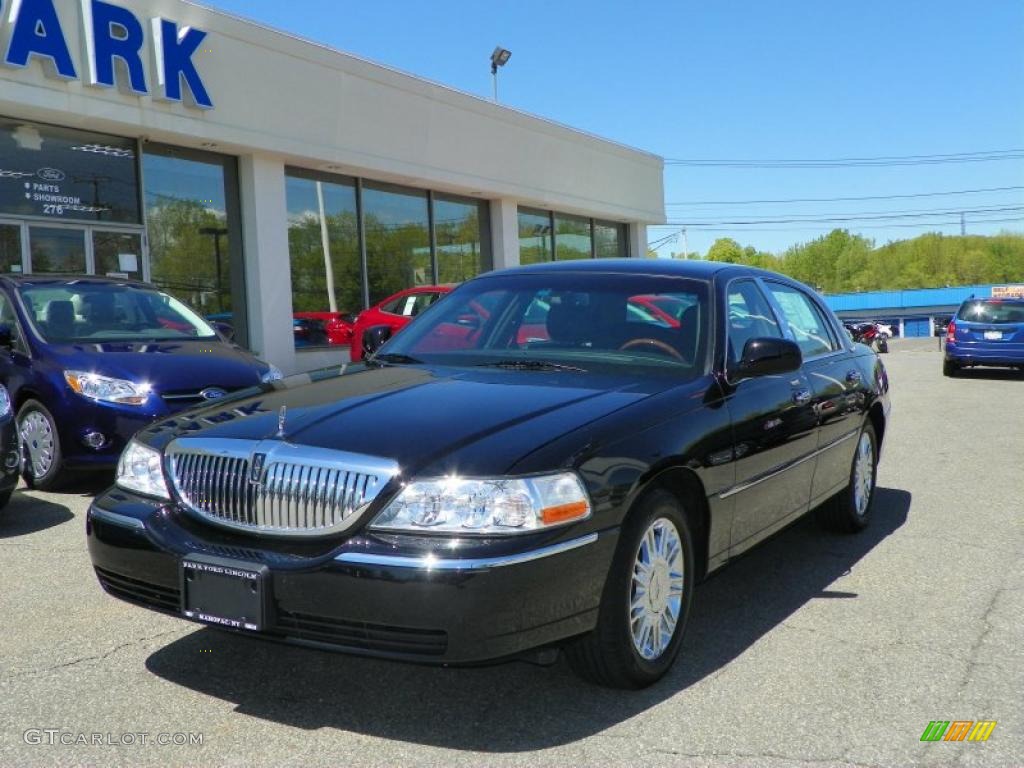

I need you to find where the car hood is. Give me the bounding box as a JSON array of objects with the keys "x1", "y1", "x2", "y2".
[
  {"x1": 138, "y1": 364, "x2": 674, "y2": 476},
  {"x1": 46, "y1": 340, "x2": 267, "y2": 392}
]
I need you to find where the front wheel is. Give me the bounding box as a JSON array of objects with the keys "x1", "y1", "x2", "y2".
[
  {"x1": 18, "y1": 400, "x2": 66, "y2": 491},
  {"x1": 566, "y1": 489, "x2": 695, "y2": 688},
  {"x1": 819, "y1": 422, "x2": 877, "y2": 533}
]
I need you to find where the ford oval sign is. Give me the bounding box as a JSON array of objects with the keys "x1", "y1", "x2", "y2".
[
  {"x1": 200, "y1": 388, "x2": 228, "y2": 401},
  {"x1": 37, "y1": 168, "x2": 66, "y2": 182}
]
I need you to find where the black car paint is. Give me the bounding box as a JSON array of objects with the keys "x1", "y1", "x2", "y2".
[{"x1": 87, "y1": 260, "x2": 890, "y2": 664}]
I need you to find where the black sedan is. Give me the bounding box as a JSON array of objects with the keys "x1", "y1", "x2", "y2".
[{"x1": 87, "y1": 260, "x2": 891, "y2": 688}]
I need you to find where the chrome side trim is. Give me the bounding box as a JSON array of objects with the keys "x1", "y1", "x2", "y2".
[
  {"x1": 718, "y1": 428, "x2": 860, "y2": 500},
  {"x1": 334, "y1": 532, "x2": 600, "y2": 571},
  {"x1": 89, "y1": 506, "x2": 146, "y2": 531}
]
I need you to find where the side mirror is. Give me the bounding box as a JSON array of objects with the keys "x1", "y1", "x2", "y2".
[
  {"x1": 736, "y1": 337, "x2": 802, "y2": 380},
  {"x1": 212, "y1": 322, "x2": 235, "y2": 341},
  {"x1": 362, "y1": 324, "x2": 393, "y2": 358},
  {"x1": 0, "y1": 324, "x2": 13, "y2": 350}
]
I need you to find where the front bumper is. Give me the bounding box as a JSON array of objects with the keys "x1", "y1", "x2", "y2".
[{"x1": 86, "y1": 491, "x2": 617, "y2": 664}]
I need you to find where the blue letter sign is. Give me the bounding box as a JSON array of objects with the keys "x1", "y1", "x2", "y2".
[
  {"x1": 151, "y1": 18, "x2": 213, "y2": 109},
  {"x1": 83, "y1": 0, "x2": 147, "y2": 93},
  {"x1": 0, "y1": 0, "x2": 213, "y2": 109},
  {"x1": 3, "y1": 0, "x2": 77, "y2": 79}
]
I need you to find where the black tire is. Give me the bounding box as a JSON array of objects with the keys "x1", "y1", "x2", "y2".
[
  {"x1": 566, "y1": 488, "x2": 696, "y2": 689},
  {"x1": 17, "y1": 400, "x2": 66, "y2": 491},
  {"x1": 877, "y1": 339, "x2": 888, "y2": 353},
  {"x1": 0, "y1": 485, "x2": 11, "y2": 516},
  {"x1": 818, "y1": 422, "x2": 877, "y2": 533},
  {"x1": 942, "y1": 359, "x2": 958, "y2": 377}
]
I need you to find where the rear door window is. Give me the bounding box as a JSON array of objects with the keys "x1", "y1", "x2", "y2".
[{"x1": 764, "y1": 282, "x2": 838, "y2": 358}]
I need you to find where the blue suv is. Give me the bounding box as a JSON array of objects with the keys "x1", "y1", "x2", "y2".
[
  {"x1": 944, "y1": 297, "x2": 1024, "y2": 376},
  {"x1": 0, "y1": 276, "x2": 281, "y2": 489}
]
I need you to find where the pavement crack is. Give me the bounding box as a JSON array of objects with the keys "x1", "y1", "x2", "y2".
[{"x1": 1, "y1": 630, "x2": 178, "y2": 683}]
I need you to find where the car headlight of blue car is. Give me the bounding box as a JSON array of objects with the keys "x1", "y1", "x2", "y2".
[{"x1": 64, "y1": 371, "x2": 152, "y2": 406}]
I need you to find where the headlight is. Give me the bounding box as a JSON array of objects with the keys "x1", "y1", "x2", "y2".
[
  {"x1": 0, "y1": 385, "x2": 10, "y2": 419},
  {"x1": 261, "y1": 364, "x2": 283, "y2": 383},
  {"x1": 65, "y1": 371, "x2": 150, "y2": 405},
  {"x1": 116, "y1": 439, "x2": 169, "y2": 500},
  {"x1": 370, "y1": 472, "x2": 591, "y2": 535}
]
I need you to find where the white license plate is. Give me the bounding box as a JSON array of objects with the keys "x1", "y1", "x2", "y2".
[{"x1": 984, "y1": 331, "x2": 1003, "y2": 340}]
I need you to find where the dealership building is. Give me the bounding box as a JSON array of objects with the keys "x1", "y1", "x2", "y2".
[{"x1": 0, "y1": 0, "x2": 664, "y2": 372}]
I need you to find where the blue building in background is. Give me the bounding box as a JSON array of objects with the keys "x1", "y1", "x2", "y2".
[{"x1": 822, "y1": 284, "x2": 1024, "y2": 338}]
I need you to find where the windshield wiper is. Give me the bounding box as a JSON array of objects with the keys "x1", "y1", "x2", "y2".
[
  {"x1": 369, "y1": 353, "x2": 423, "y2": 366},
  {"x1": 479, "y1": 360, "x2": 588, "y2": 373}
]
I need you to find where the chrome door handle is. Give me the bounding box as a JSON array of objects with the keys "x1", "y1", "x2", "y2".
[
  {"x1": 792, "y1": 389, "x2": 812, "y2": 406},
  {"x1": 846, "y1": 370, "x2": 862, "y2": 384}
]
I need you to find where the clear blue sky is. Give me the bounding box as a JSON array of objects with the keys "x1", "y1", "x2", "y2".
[{"x1": 202, "y1": 0, "x2": 1024, "y2": 257}]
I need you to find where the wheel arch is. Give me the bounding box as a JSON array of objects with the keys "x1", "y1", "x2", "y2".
[
  {"x1": 867, "y1": 401, "x2": 886, "y2": 456},
  {"x1": 631, "y1": 464, "x2": 712, "y2": 581}
]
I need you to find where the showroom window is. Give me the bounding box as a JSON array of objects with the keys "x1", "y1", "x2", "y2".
[
  {"x1": 518, "y1": 207, "x2": 629, "y2": 262},
  {"x1": 284, "y1": 170, "x2": 491, "y2": 349},
  {"x1": 142, "y1": 144, "x2": 246, "y2": 346},
  {"x1": 518, "y1": 207, "x2": 554, "y2": 265},
  {"x1": 594, "y1": 220, "x2": 629, "y2": 258},
  {"x1": 285, "y1": 171, "x2": 362, "y2": 318},
  {"x1": 434, "y1": 194, "x2": 492, "y2": 284},
  {"x1": 362, "y1": 182, "x2": 431, "y2": 306}
]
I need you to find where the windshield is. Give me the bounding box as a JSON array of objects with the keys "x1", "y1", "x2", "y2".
[
  {"x1": 957, "y1": 300, "x2": 1024, "y2": 325},
  {"x1": 380, "y1": 273, "x2": 709, "y2": 376},
  {"x1": 19, "y1": 282, "x2": 218, "y2": 343}
]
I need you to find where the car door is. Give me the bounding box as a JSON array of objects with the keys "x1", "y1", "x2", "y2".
[
  {"x1": 763, "y1": 280, "x2": 865, "y2": 506},
  {"x1": 721, "y1": 278, "x2": 819, "y2": 556},
  {"x1": 0, "y1": 287, "x2": 33, "y2": 401}
]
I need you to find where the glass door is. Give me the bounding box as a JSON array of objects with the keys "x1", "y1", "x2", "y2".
[
  {"x1": 93, "y1": 231, "x2": 144, "y2": 278},
  {"x1": 0, "y1": 222, "x2": 23, "y2": 274},
  {"x1": 27, "y1": 226, "x2": 87, "y2": 274}
]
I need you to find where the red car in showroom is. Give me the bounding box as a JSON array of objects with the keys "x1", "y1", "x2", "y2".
[{"x1": 350, "y1": 286, "x2": 452, "y2": 361}]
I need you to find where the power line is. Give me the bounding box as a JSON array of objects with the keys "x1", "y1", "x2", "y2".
[
  {"x1": 665, "y1": 185, "x2": 1024, "y2": 206},
  {"x1": 664, "y1": 149, "x2": 1024, "y2": 168},
  {"x1": 661, "y1": 205, "x2": 1024, "y2": 227},
  {"x1": 649, "y1": 215, "x2": 1024, "y2": 236}
]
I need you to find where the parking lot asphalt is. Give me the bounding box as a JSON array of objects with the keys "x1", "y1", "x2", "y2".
[{"x1": 1, "y1": 338, "x2": 1021, "y2": 768}]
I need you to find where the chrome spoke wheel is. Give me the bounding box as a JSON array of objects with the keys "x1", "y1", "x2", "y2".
[
  {"x1": 629, "y1": 518, "x2": 685, "y2": 661},
  {"x1": 852, "y1": 432, "x2": 874, "y2": 516},
  {"x1": 21, "y1": 411, "x2": 55, "y2": 479}
]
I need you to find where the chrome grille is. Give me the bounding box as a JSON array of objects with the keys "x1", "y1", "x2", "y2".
[{"x1": 166, "y1": 438, "x2": 398, "y2": 537}]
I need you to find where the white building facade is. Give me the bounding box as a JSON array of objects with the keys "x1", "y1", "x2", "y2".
[{"x1": 0, "y1": 0, "x2": 665, "y2": 372}]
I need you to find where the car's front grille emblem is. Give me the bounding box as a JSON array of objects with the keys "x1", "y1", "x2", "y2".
[{"x1": 249, "y1": 452, "x2": 266, "y2": 485}]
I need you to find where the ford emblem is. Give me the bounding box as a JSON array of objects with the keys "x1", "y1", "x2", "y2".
[
  {"x1": 199, "y1": 387, "x2": 228, "y2": 401},
  {"x1": 37, "y1": 167, "x2": 66, "y2": 182}
]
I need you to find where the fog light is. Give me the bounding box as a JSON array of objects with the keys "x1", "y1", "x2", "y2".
[
  {"x1": 5, "y1": 450, "x2": 19, "y2": 470},
  {"x1": 82, "y1": 431, "x2": 106, "y2": 450}
]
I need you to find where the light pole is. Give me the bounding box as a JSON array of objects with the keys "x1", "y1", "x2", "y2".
[{"x1": 490, "y1": 46, "x2": 511, "y2": 102}]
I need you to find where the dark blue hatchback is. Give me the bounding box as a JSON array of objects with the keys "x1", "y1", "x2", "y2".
[
  {"x1": 944, "y1": 297, "x2": 1024, "y2": 376},
  {"x1": 0, "y1": 276, "x2": 280, "y2": 489}
]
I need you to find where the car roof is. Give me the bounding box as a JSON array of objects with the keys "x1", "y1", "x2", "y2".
[
  {"x1": 492, "y1": 257, "x2": 799, "y2": 283},
  {"x1": 0, "y1": 274, "x2": 151, "y2": 289}
]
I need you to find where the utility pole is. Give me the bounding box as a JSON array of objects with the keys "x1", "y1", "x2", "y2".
[
  {"x1": 960, "y1": 211, "x2": 966, "y2": 236},
  {"x1": 682, "y1": 227, "x2": 689, "y2": 260}
]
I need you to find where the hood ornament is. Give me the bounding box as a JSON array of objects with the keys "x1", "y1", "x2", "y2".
[{"x1": 276, "y1": 405, "x2": 287, "y2": 439}]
